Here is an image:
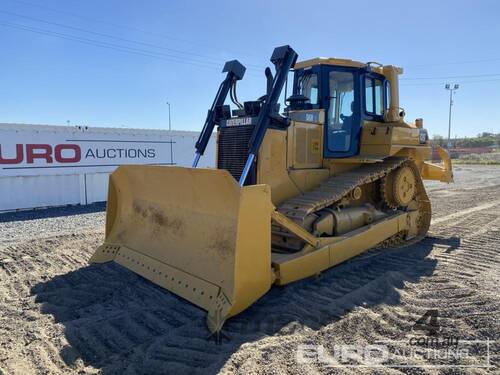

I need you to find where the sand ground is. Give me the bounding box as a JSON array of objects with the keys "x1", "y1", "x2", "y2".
[{"x1": 0, "y1": 165, "x2": 499, "y2": 374}]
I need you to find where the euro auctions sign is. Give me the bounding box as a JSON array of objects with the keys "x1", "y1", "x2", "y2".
[
  {"x1": 0, "y1": 124, "x2": 212, "y2": 177},
  {"x1": 1, "y1": 142, "x2": 158, "y2": 165}
]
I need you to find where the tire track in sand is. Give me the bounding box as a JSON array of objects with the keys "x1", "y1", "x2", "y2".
[{"x1": 1, "y1": 168, "x2": 499, "y2": 374}]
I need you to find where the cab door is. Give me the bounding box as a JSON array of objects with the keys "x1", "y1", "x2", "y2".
[{"x1": 322, "y1": 66, "x2": 361, "y2": 158}]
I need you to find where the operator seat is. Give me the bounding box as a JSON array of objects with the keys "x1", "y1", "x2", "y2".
[{"x1": 329, "y1": 101, "x2": 354, "y2": 152}]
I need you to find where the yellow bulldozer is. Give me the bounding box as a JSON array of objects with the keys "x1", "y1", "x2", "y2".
[{"x1": 90, "y1": 45, "x2": 453, "y2": 332}]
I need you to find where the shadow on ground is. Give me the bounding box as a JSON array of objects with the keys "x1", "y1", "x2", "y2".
[
  {"x1": 0, "y1": 203, "x2": 105, "y2": 223},
  {"x1": 31, "y1": 235, "x2": 459, "y2": 374}
]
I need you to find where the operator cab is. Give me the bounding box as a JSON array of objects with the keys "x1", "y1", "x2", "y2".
[{"x1": 288, "y1": 58, "x2": 393, "y2": 158}]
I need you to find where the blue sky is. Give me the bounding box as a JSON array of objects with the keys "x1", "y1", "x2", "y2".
[{"x1": 0, "y1": 0, "x2": 499, "y2": 137}]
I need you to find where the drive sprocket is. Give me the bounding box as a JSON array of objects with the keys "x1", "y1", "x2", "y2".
[
  {"x1": 381, "y1": 164, "x2": 417, "y2": 208},
  {"x1": 379, "y1": 161, "x2": 431, "y2": 247},
  {"x1": 392, "y1": 166, "x2": 417, "y2": 207}
]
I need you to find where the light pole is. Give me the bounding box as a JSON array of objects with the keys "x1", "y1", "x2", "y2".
[
  {"x1": 444, "y1": 84, "x2": 459, "y2": 149},
  {"x1": 166, "y1": 101, "x2": 171, "y2": 131}
]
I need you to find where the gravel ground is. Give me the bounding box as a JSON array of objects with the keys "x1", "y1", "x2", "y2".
[
  {"x1": 0, "y1": 203, "x2": 105, "y2": 246},
  {"x1": 0, "y1": 165, "x2": 499, "y2": 374}
]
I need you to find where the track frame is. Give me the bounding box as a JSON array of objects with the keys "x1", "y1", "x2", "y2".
[{"x1": 271, "y1": 209, "x2": 419, "y2": 285}]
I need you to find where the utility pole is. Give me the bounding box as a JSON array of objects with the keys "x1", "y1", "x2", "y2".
[
  {"x1": 444, "y1": 84, "x2": 459, "y2": 149},
  {"x1": 166, "y1": 101, "x2": 173, "y2": 164},
  {"x1": 166, "y1": 101, "x2": 171, "y2": 131}
]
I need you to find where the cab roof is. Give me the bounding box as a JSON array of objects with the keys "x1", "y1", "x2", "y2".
[
  {"x1": 294, "y1": 57, "x2": 403, "y2": 74},
  {"x1": 294, "y1": 57, "x2": 365, "y2": 69}
]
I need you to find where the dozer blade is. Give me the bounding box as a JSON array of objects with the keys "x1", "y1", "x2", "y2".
[{"x1": 90, "y1": 166, "x2": 274, "y2": 332}]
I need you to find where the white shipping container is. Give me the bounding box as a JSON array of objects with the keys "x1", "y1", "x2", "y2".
[{"x1": 0, "y1": 123, "x2": 216, "y2": 211}]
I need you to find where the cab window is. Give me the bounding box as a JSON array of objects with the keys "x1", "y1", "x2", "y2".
[
  {"x1": 375, "y1": 79, "x2": 382, "y2": 114},
  {"x1": 296, "y1": 70, "x2": 319, "y2": 105},
  {"x1": 385, "y1": 81, "x2": 391, "y2": 110},
  {"x1": 365, "y1": 78, "x2": 373, "y2": 113},
  {"x1": 365, "y1": 77, "x2": 384, "y2": 116}
]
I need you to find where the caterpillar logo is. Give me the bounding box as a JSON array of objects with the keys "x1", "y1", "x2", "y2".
[{"x1": 226, "y1": 117, "x2": 253, "y2": 127}]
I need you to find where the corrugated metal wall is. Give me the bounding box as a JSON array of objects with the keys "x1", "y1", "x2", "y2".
[
  {"x1": 0, "y1": 174, "x2": 82, "y2": 211},
  {"x1": 85, "y1": 173, "x2": 109, "y2": 204},
  {"x1": 0, "y1": 123, "x2": 216, "y2": 211},
  {"x1": 0, "y1": 172, "x2": 121, "y2": 211}
]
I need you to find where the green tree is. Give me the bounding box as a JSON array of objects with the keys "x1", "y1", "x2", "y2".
[{"x1": 431, "y1": 134, "x2": 445, "y2": 146}]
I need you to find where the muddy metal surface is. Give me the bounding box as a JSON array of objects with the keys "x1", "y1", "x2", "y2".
[{"x1": 0, "y1": 165, "x2": 499, "y2": 374}]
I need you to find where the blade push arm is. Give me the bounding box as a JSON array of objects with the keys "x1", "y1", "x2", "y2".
[{"x1": 192, "y1": 60, "x2": 246, "y2": 167}]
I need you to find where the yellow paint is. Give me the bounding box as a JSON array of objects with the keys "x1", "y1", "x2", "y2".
[
  {"x1": 272, "y1": 211, "x2": 417, "y2": 285},
  {"x1": 257, "y1": 127, "x2": 330, "y2": 206},
  {"x1": 420, "y1": 146, "x2": 454, "y2": 183},
  {"x1": 90, "y1": 166, "x2": 273, "y2": 332},
  {"x1": 294, "y1": 57, "x2": 396, "y2": 71}
]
